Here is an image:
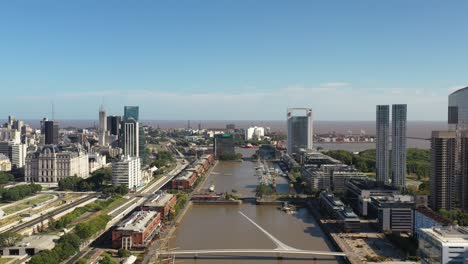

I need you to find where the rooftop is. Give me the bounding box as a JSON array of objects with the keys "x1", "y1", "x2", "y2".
[
  {"x1": 347, "y1": 178, "x2": 399, "y2": 192},
  {"x1": 14, "y1": 235, "x2": 59, "y2": 250},
  {"x1": 175, "y1": 170, "x2": 195, "y2": 181},
  {"x1": 117, "y1": 211, "x2": 159, "y2": 232},
  {"x1": 144, "y1": 192, "x2": 175, "y2": 207},
  {"x1": 416, "y1": 207, "x2": 453, "y2": 226},
  {"x1": 421, "y1": 226, "x2": 468, "y2": 244}
]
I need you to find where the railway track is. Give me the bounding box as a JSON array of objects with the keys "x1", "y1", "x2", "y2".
[{"x1": 8, "y1": 194, "x2": 98, "y2": 233}]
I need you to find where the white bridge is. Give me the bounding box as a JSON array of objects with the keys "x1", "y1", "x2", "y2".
[{"x1": 157, "y1": 211, "x2": 347, "y2": 259}]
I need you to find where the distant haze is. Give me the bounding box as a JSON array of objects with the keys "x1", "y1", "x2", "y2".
[{"x1": 8, "y1": 119, "x2": 446, "y2": 138}]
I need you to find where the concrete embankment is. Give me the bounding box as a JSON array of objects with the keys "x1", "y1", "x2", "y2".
[{"x1": 192, "y1": 200, "x2": 242, "y2": 205}]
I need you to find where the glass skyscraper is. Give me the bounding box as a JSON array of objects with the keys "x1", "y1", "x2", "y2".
[
  {"x1": 392, "y1": 104, "x2": 407, "y2": 188},
  {"x1": 124, "y1": 106, "x2": 139, "y2": 121},
  {"x1": 376, "y1": 105, "x2": 390, "y2": 185}
]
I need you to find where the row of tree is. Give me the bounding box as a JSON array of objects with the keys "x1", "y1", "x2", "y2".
[
  {"x1": 324, "y1": 148, "x2": 430, "y2": 179},
  {"x1": 438, "y1": 209, "x2": 468, "y2": 226},
  {"x1": 218, "y1": 153, "x2": 243, "y2": 161},
  {"x1": 0, "y1": 183, "x2": 42, "y2": 202}
]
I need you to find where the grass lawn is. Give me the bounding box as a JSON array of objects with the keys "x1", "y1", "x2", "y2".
[
  {"x1": 3, "y1": 194, "x2": 55, "y2": 214},
  {"x1": 0, "y1": 258, "x2": 13, "y2": 264}
]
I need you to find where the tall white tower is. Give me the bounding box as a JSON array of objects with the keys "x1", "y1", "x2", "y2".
[{"x1": 99, "y1": 105, "x2": 107, "y2": 146}]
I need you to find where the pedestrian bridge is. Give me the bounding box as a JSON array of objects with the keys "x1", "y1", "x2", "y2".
[{"x1": 157, "y1": 211, "x2": 347, "y2": 259}]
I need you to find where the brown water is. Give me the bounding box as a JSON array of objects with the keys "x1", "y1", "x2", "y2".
[{"x1": 169, "y1": 148, "x2": 338, "y2": 263}]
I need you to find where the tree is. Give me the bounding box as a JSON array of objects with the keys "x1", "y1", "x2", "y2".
[
  {"x1": 0, "y1": 231, "x2": 22, "y2": 247},
  {"x1": 0, "y1": 172, "x2": 14, "y2": 184},
  {"x1": 118, "y1": 249, "x2": 131, "y2": 258}
]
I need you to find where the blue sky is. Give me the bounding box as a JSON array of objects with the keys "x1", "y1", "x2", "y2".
[{"x1": 0, "y1": 0, "x2": 467, "y2": 120}]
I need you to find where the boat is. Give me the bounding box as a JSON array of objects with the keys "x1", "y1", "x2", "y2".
[
  {"x1": 209, "y1": 184, "x2": 215, "y2": 192},
  {"x1": 280, "y1": 202, "x2": 296, "y2": 214}
]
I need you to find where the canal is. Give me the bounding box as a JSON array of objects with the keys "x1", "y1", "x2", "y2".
[{"x1": 169, "y1": 149, "x2": 338, "y2": 264}]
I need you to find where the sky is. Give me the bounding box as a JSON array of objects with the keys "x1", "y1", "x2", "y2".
[{"x1": 0, "y1": 0, "x2": 467, "y2": 121}]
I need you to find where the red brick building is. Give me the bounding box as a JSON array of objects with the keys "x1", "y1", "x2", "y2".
[
  {"x1": 112, "y1": 211, "x2": 161, "y2": 249},
  {"x1": 141, "y1": 191, "x2": 177, "y2": 219},
  {"x1": 172, "y1": 170, "x2": 197, "y2": 190}
]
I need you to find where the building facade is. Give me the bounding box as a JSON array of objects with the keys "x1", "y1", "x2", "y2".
[
  {"x1": 121, "y1": 119, "x2": 139, "y2": 157},
  {"x1": 112, "y1": 156, "x2": 141, "y2": 190},
  {"x1": 112, "y1": 211, "x2": 161, "y2": 249},
  {"x1": 213, "y1": 134, "x2": 235, "y2": 159},
  {"x1": 419, "y1": 226, "x2": 468, "y2": 264},
  {"x1": 107, "y1": 115, "x2": 121, "y2": 136},
  {"x1": 44, "y1": 121, "x2": 59, "y2": 145},
  {"x1": 376, "y1": 105, "x2": 390, "y2": 185},
  {"x1": 391, "y1": 104, "x2": 407, "y2": 188},
  {"x1": 287, "y1": 108, "x2": 313, "y2": 155},
  {"x1": 98, "y1": 105, "x2": 107, "y2": 146},
  {"x1": 124, "y1": 106, "x2": 139, "y2": 121},
  {"x1": 25, "y1": 146, "x2": 89, "y2": 183},
  {"x1": 430, "y1": 131, "x2": 457, "y2": 211}
]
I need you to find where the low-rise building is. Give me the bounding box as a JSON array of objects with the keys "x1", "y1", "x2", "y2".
[
  {"x1": 345, "y1": 179, "x2": 400, "y2": 216},
  {"x1": 368, "y1": 195, "x2": 415, "y2": 233},
  {"x1": 337, "y1": 208, "x2": 361, "y2": 233},
  {"x1": 319, "y1": 191, "x2": 361, "y2": 232},
  {"x1": 172, "y1": 170, "x2": 197, "y2": 190},
  {"x1": 0, "y1": 235, "x2": 59, "y2": 257},
  {"x1": 142, "y1": 191, "x2": 177, "y2": 219},
  {"x1": 112, "y1": 156, "x2": 141, "y2": 190},
  {"x1": 302, "y1": 164, "x2": 367, "y2": 193},
  {"x1": 419, "y1": 226, "x2": 468, "y2": 264},
  {"x1": 112, "y1": 211, "x2": 161, "y2": 249},
  {"x1": 25, "y1": 145, "x2": 89, "y2": 183}
]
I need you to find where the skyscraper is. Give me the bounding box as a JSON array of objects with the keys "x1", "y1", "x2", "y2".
[
  {"x1": 214, "y1": 134, "x2": 235, "y2": 159},
  {"x1": 121, "y1": 118, "x2": 139, "y2": 157},
  {"x1": 376, "y1": 105, "x2": 390, "y2": 185},
  {"x1": 98, "y1": 105, "x2": 107, "y2": 146},
  {"x1": 107, "y1": 115, "x2": 121, "y2": 136},
  {"x1": 430, "y1": 131, "x2": 457, "y2": 211},
  {"x1": 44, "y1": 120, "x2": 59, "y2": 145},
  {"x1": 391, "y1": 104, "x2": 407, "y2": 188},
  {"x1": 287, "y1": 108, "x2": 313, "y2": 155},
  {"x1": 460, "y1": 132, "x2": 468, "y2": 211},
  {"x1": 124, "y1": 106, "x2": 139, "y2": 121},
  {"x1": 448, "y1": 87, "x2": 468, "y2": 131}
]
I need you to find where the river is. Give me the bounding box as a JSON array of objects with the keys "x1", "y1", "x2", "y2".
[{"x1": 168, "y1": 149, "x2": 339, "y2": 264}]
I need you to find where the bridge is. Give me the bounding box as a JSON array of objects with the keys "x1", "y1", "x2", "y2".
[{"x1": 157, "y1": 211, "x2": 347, "y2": 260}]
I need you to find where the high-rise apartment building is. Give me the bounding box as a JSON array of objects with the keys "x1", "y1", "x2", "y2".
[
  {"x1": 448, "y1": 87, "x2": 468, "y2": 131},
  {"x1": 121, "y1": 118, "x2": 139, "y2": 157},
  {"x1": 460, "y1": 131, "x2": 468, "y2": 211},
  {"x1": 376, "y1": 105, "x2": 390, "y2": 185},
  {"x1": 430, "y1": 131, "x2": 457, "y2": 211},
  {"x1": 124, "y1": 106, "x2": 139, "y2": 121},
  {"x1": 44, "y1": 120, "x2": 59, "y2": 145},
  {"x1": 107, "y1": 115, "x2": 121, "y2": 136},
  {"x1": 392, "y1": 104, "x2": 407, "y2": 188},
  {"x1": 287, "y1": 108, "x2": 313, "y2": 155},
  {"x1": 98, "y1": 105, "x2": 107, "y2": 146}
]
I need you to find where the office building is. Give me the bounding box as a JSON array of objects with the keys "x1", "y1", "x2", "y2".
[
  {"x1": 319, "y1": 191, "x2": 361, "y2": 232},
  {"x1": 368, "y1": 195, "x2": 415, "y2": 233},
  {"x1": 376, "y1": 105, "x2": 390, "y2": 185},
  {"x1": 112, "y1": 156, "x2": 141, "y2": 189},
  {"x1": 0, "y1": 142, "x2": 27, "y2": 169},
  {"x1": 245, "y1": 126, "x2": 265, "y2": 140},
  {"x1": 213, "y1": 134, "x2": 235, "y2": 159},
  {"x1": 107, "y1": 115, "x2": 121, "y2": 136},
  {"x1": 124, "y1": 106, "x2": 139, "y2": 121},
  {"x1": 430, "y1": 131, "x2": 457, "y2": 211},
  {"x1": 345, "y1": 179, "x2": 400, "y2": 216},
  {"x1": 302, "y1": 164, "x2": 367, "y2": 193},
  {"x1": 419, "y1": 226, "x2": 468, "y2": 264},
  {"x1": 112, "y1": 211, "x2": 161, "y2": 249},
  {"x1": 25, "y1": 146, "x2": 89, "y2": 183},
  {"x1": 391, "y1": 104, "x2": 407, "y2": 188},
  {"x1": 98, "y1": 105, "x2": 107, "y2": 146},
  {"x1": 44, "y1": 121, "x2": 59, "y2": 145},
  {"x1": 287, "y1": 108, "x2": 313, "y2": 155},
  {"x1": 121, "y1": 119, "x2": 139, "y2": 157},
  {"x1": 448, "y1": 86, "x2": 468, "y2": 131}
]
